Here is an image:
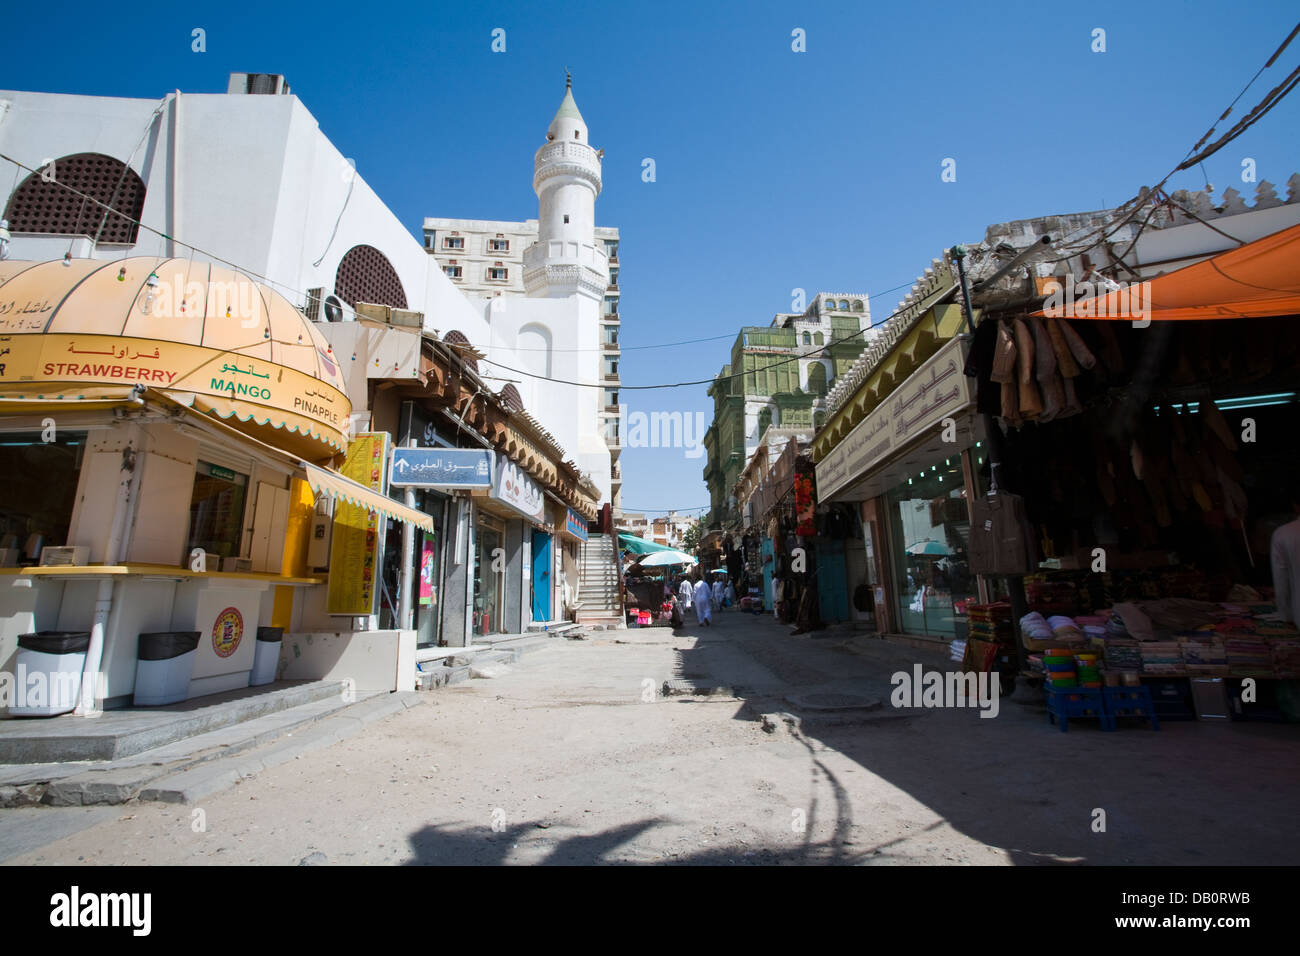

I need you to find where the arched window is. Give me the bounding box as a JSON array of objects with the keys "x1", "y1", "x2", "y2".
[
  {"x1": 852, "y1": 300, "x2": 865, "y2": 312},
  {"x1": 839, "y1": 300, "x2": 850, "y2": 311},
  {"x1": 802, "y1": 332, "x2": 811, "y2": 345},
  {"x1": 443, "y1": 330, "x2": 478, "y2": 373},
  {"x1": 757, "y1": 407, "x2": 772, "y2": 436},
  {"x1": 500, "y1": 384, "x2": 524, "y2": 411},
  {"x1": 3, "y1": 152, "x2": 146, "y2": 244},
  {"x1": 807, "y1": 363, "x2": 828, "y2": 396},
  {"x1": 334, "y1": 244, "x2": 407, "y2": 309},
  {"x1": 813, "y1": 332, "x2": 825, "y2": 346}
]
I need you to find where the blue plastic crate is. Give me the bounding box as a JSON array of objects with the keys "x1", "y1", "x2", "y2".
[
  {"x1": 1102, "y1": 685, "x2": 1160, "y2": 730},
  {"x1": 1045, "y1": 685, "x2": 1113, "y2": 732}
]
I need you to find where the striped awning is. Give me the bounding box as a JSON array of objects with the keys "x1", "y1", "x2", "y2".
[{"x1": 301, "y1": 463, "x2": 435, "y2": 532}]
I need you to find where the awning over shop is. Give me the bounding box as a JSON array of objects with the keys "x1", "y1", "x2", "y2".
[
  {"x1": 301, "y1": 463, "x2": 435, "y2": 532},
  {"x1": 617, "y1": 533, "x2": 676, "y2": 555},
  {"x1": 0, "y1": 258, "x2": 351, "y2": 459},
  {"x1": 1033, "y1": 221, "x2": 1300, "y2": 322}
]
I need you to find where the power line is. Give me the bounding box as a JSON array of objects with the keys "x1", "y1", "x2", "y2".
[
  {"x1": 0, "y1": 149, "x2": 915, "y2": 362},
  {"x1": 1039, "y1": 22, "x2": 1300, "y2": 268}
]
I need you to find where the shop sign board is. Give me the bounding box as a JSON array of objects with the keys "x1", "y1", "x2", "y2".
[
  {"x1": 490, "y1": 453, "x2": 545, "y2": 522},
  {"x1": 565, "y1": 508, "x2": 589, "y2": 542},
  {"x1": 390, "y1": 447, "x2": 492, "y2": 488},
  {"x1": 327, "y1": 432, "x2": 389, "y2": 615},
  {"x1": 0, "y1": 332, "x2": 349, "y2": 450},
  {"x1": 816, "y1": 338, "x2": 972, "y2": 501}
]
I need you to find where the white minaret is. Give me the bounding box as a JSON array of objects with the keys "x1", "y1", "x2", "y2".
[{"x1": 522, "y1": 74, "x2": 609, "y2": 299}]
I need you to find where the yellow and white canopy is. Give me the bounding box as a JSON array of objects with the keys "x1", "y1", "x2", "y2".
[{"x1": 0, "y1": 257, "x2": 350, "y2": 459}]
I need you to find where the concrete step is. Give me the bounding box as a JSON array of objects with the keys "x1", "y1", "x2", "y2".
[
  {"x1": 0, "y1": 680, "x2": 344, "y2": 765},
  {"x1": 26, "y1": 691, "x2": 414, "y2": 807}
]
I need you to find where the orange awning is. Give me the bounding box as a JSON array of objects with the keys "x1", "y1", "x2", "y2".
[{"x1": 1034, "y1": 220, "x2": 1300, "y2": 321}]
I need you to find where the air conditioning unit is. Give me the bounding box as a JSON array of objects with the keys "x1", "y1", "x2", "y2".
[
  {"x1": 222, "y1": 556, "x2": 253, "y2": 573},
  {"x1": 323, "y1": 294, "x2": 346, "y2": 323},
  {"x1": 40, "y1": 546, "x2": 90, "y2": 567}
]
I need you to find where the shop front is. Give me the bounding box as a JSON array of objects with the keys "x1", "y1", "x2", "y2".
[
  {"x1": 0, "y1": 258, "x2": 434, "y2": 715},
  {"x1": 815, "y1": 334, "x2": 985, "y2": 641}
]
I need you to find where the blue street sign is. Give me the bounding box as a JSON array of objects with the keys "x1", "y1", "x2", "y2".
[{"x1": 390, "y1": 447, "x2": 493, "y2": 488}]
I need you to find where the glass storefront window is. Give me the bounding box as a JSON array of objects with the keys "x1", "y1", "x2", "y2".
[
  {"x1": 474, "y1": 521, "x2": 504, "y2": 635},
  {"x1": 885, "y1": 456, "x2": 976, "y2": 638},
  {"x1": 188, "y1": 461, "x2": 248, "y2": 559},
  {"x1": 0, "y1": 432, "x2": 84, "y2": 562}
]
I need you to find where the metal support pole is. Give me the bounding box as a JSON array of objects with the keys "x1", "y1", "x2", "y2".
[{"x1": 398, "y1": 439, "x2": 417, "y2": 631}]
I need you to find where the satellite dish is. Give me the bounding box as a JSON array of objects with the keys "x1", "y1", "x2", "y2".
[{"x1": 323, "y1": 294, "x2": 346, "y2": 322}]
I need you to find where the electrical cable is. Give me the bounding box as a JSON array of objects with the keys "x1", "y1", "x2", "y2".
[{"x1": 0, "y1": 149, "x2": 915, "y2": 361}]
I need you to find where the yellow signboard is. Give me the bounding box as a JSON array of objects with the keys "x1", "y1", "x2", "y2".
[
  {"x1": 0, "y1": 333, "x2": 348, "y2": 452},
  {"x1": 326, "y1": 433, "x2": 390, "y2": 616}
]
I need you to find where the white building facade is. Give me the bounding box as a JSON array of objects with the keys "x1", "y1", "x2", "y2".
[
  {"x1": 0, "y1": 72, "x2": 612, "y2": 507},
  {"x1": 423, "y1": 81, "x2": 623, "y2": 515}
]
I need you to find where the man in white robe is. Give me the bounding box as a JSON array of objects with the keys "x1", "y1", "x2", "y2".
[
  {"x1": 1271, "y1": 496, "x2": 1300, "y2": 623},
  {"x1": 692, "y1": 576, "x2": 713, "y2": 626},
  {"x1": 711, "y1": 577, "x2": 724, "y2": 611},
  {"x1": 678, "y1": 575, "x2": 693, "y2": 610}
]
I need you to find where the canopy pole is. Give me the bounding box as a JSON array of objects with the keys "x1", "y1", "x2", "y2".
[{"x1": 398, "y1": 439, "x2": 417, "y2": 631}]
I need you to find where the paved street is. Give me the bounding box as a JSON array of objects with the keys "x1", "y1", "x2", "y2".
[{"x1": 4, "y1": 611, "x2": 1298, "y2": 866}]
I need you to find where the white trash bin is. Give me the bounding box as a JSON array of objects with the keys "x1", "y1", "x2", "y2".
[
  {"x1": 9, "y1": 632, "x2": 90, "y2": 716},
  {"x1": 249, "y1": 627, "x2": 282, "y2": 687},
  {"x1": 133, "y1": 632, "x2": 200, "y2": 706}
]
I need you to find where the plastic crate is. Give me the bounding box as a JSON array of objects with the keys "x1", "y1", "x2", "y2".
[
  {"x1": 1045, "y1": 685, "x2": 1113, "y2": 732},
  {"x1": 1102, "y1": 686, "x2": 1160, "y2": 730}
]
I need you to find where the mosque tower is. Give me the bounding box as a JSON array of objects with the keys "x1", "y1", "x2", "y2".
[{"x1": 522, "y1": 73, "x2": 609, "y2": 299}]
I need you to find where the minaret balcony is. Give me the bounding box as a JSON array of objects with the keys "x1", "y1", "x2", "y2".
[{"x1": 533, "y1": 141, "x2": 602, "y2": 193}]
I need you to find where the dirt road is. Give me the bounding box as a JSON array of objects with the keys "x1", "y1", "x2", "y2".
[{"x1": 6, "y1": 611, "x2": 1298, "y2": 865}]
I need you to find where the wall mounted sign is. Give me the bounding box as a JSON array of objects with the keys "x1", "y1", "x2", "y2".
[
  {"x1": 490, "y1": 453, "x2": 545, "y2": 522},
  {"x1": 564, "y1": 508, "x2": 589, "y2": 542},
  {"x1": 327, "y1": 432, "x2": 389, "y2": 615},
  {"x1": 815, "y1": 338, "x2": 973, "y2": 502},
  {"x1": 211, "y1": 606, "x2": 244, "y2": 659},
  {"x1": 390, "y1": 447, "x2": 492, "y2": 488}
]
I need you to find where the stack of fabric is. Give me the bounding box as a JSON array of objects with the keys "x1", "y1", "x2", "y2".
[
  {"x1": 1270, "y1": 639, "x2": 1300, "y2": 678},
  {"x1": 1225, "y1": 638, "x2": 1273, "y2": 678},
  {"x1": 1020, "y1": 611, "x2": 1055, "y2": 643},
  {"x1": 1048, "y1": 615, "x2": 1085, "y2": 642},
  {"x1": 1140, "y1": 641, "x2": 1184, "y2": 675},
  {"x1": 1179, "y1": 633, "x2": 1229, "y2": 675}
]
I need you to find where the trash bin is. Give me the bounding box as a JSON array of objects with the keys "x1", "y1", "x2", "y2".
[
  {"x1": 249, "y1": 626, "x2": 283, "y2": 687},
  {"x1": 10, "y1": 631, "x2": 90, "y2": 716},
  {"x1": 133, "y1": 631, "x2": 200, "y2": 706}
]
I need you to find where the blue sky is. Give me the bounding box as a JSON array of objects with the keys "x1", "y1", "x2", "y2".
[{"x1": 5, "y1": 1, "x2": 1299, "y2": 516}]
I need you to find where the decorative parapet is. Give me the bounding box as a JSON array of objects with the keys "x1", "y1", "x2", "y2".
[{"x1": 824, "y1": 255, "x2": 956, "y2": 416}]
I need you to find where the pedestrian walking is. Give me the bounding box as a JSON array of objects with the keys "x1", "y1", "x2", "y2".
[
  {"x1": 711, "y1": 576, "x2": 724, "y2": 612},
  {"x1": 678, "y1": 574, "x2": 693, "y2": 609},
  {"x1": 692, "y1": 575, "x2": 713, "y2": 627}
]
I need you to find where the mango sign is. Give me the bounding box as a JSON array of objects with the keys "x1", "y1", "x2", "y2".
[{"x1": 0, "y1": 333, "x2": 349, "y2": 451}]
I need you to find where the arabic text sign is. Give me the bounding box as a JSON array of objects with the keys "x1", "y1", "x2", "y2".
[
  {"x1": 390, "y1": 447, "x2": 493, "y2": 488},
  {"x1": 0, "y1": 333, "x2": 348, "y2": 444},
  {"x1": 815, "y1": 338, "x2": 972, "y2": 501}
]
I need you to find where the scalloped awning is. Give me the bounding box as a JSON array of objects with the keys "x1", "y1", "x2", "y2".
[
  {"x1": 0, "y1": 258, "x2": 351, "y2": 459},
  {"x1": 302, "y1": 463, "x2": 434, "y2": 532}
]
